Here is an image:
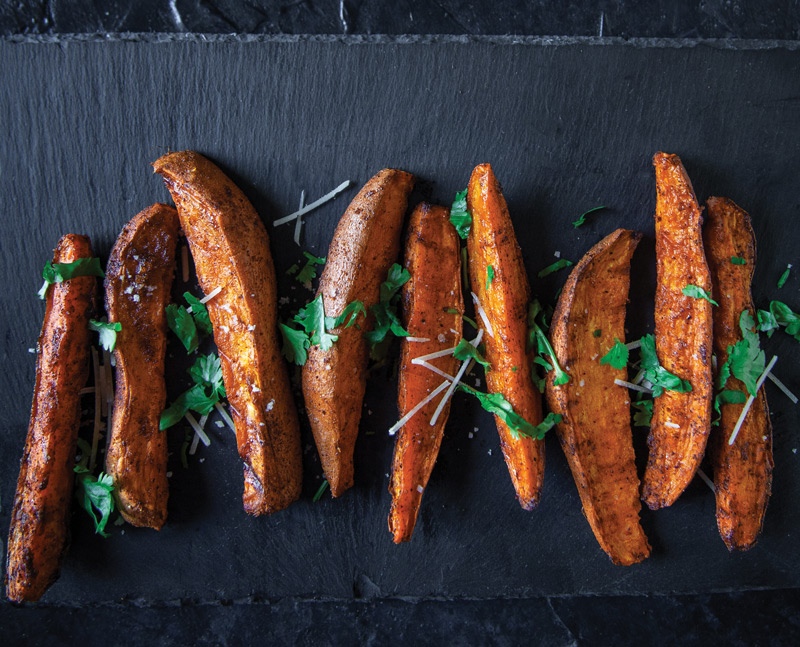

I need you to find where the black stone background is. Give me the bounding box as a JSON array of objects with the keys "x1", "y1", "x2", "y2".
[{"x1": 2, "y1": 3, "x2": 800, "y2": 646}]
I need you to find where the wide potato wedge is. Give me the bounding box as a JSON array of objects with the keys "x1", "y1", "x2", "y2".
[
  {"x1": 704, "y1": 196, "x2": 772, "y2": 551},
  {"x1": 104, "y1": 204, "x2": 180, "y2": 529},
  {"x1": 153, "y1": 151, "x2": 302, "y2": 515},
  {"x1": 546, "y1": 229, "x2": 650, "y2": 565},
  {"x1": 467, "y1": 163, "x2": 544, "y2": 510},
  {"x1": 6, "y1": 235, "x2": 96, "y2": 602},
  {"x1": 389, "y1": 203, "x2": 463, "y2": 543},
  {"x1": 303, "y1": 168, "x2": 414, "y2": 497},
  {"x1": 642, "y1": 153, "x2": 714, "y2": 510}
]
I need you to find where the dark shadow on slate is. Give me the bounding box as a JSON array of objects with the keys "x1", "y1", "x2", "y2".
[{"x1": 0, "y1": 39, "x2": 799, "y2": 607}]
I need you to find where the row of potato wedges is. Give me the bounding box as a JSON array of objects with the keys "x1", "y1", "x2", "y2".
[{"x1": 5, "y1": 151, "x2": 771, "y2": 604}]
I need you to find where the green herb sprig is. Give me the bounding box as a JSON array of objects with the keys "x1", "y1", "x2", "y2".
[
  {"x1": 38, "y1": 257, "x2": 104, "y2": 299},
  {"x1": 537, "y1": 259, "x2": 574, "y2": 279},
  {"x1": 450, "y1": 189, "x2": 471, "y2": 239},
  {"x1": 527, "y1": 300, "x2": 569, "y2": 387},
  {"x1": 599, "y1": 338, "x2": 629, "y2": 370},
  {"x1": 572, "y1": 206, "x2": 606, "y2": 228},
  {"x1": 682, "y1": 284, "x2": 719, "y2": 306},
  {"x1": 639, "y1": 334, "x2": 692, "y2": 397},
  {"x1": 89, "y1": 319, "x2": 122, "y2": 353}
]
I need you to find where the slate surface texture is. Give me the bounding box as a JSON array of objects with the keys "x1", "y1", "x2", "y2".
[{"x1": 1, "y1": 37, "x2": 799, "y2": 643}]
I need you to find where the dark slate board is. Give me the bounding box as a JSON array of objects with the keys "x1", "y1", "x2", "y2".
[{"x1": 1, "y1": 38, "x2": 799, "y2": 604}]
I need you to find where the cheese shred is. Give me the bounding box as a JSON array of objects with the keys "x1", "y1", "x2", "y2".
[
  {"x1": 273, "y1": 180, "x2": 351, "y2": 226},
  {"x1": 728, "y1": 355, "x2": 778, "y2": 446}
]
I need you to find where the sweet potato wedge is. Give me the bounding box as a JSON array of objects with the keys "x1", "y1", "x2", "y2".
[
  {"x1": 546, "y1": 229, "x2": 650, "y2": 565},
  {"x1": 389, "y1": 203, "x2": 463, "y2": 543},
  {"x1": 153, "y1": 151, "x2": 302, "y2": 515},
  {"x1": 104, "y1": 204, "x2": 180, "y2": 529},
  {"x1": 303, "y1": 169, "x2": 414, "y2": 497},
  {"x1": 466, "y1": 163, "x2": 544, "y2": 510},
  {"x1": 642, "y1": 152, "x2": 714, "y2": 510},
  {"x1": 6, "y1": 235, "x2": 96, "y2": 602},
  {"x1": 704, "y1": 196, "x2": 772, "y2": 551}
]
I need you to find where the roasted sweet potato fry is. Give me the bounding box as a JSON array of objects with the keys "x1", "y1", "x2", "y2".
[
  {"x1": 6, "y1": 235, "x2": 96, "y2": 602},
  {"x1": 467, "y1": 163, "x2": 544, "y2": 510},
  {"x1": 153, "y1": 151, "x2": 302, "y2": 515},
  {"x1": 303, "y1": 169, "x2": 414, "y2": 497},
  {"x1": 104, "y1": 204, "x2": 180, "y2": 529},
  {"x1": 704, "y1": 197, "x2": 772, "y2": 551},
  {"x1": 389, "y1": 203, "x2": 463, "y2": 543},
  {"x1": 546, "y1": 229, "x2": 650, "y2": 565},
  {"x1": 642, "y1": 153, "x2": 714, "y2": 510}
]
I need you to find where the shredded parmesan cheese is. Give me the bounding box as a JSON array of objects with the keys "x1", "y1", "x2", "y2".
[
  {"x1": 273, "y1": 180, "x2": 351, "y2": 226},
  {"x1": 185, "y1": 412, "x2": 211, "y2": 447},
  {"x1": 767, "y1": 372, "x2": 798, "y2": 404},
  {"x1": 416, "y1": 485, "x2": 424, "y2": 493},
  {"x1": 388, "y1": 380, "x2": 450, "y2": 435},
  {"x1": 471, "y1": 292, "x2": 494, "y2": 338},
  {"x1": 414, "y1": 360, "x2": 457, "y2": 382},
  {"x1": 215, "y1": 402, "x2": 236, "y2": 433},
  {"x1": 729, "y1": 355, "x2": 778, "y2": 446},
  {"x1": 411, "y1": 346, "x2": 457, "y2": 364},
  {"x1": 626, "y1": 339, "x2": 641, "y2": 351},
  {"x1": 294, "y1": 189, "x2": 305, "y2": 246},
  {"x1": 696, "y1": 467, "x2": 715, "y2": 493},
  {"x1": 664, "y1": 421, "x2": 680, "y2": 429},
  {"x1": 430, "y1": 330, "x2": 484, "y2": 426},
  {"x1": 614, "y1": 378, "x2": 653, "y2": 394},
  {"x1": 189, "y1": 432, "x2": 200, "y2": 455},
  {"x1": 404, "y1": 337, "x2": 431, "y2": 343}
]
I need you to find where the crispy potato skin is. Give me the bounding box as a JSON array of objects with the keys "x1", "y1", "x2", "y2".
[
  {"x1": 153, "y1": 151, "x2": 302, "y2": 515},
  {"x1": 642, "y1": 153, "x2": 714, "y2": 510},
  {"x1": 547, "y1": 229, "x2": 650, "y2": 565},
  {"x1": 303, "y1": 169, "x2": 414, "y2": 497},
  {"x1": 104, "y1": 204, "x2": 179, "y2": 529},
  {"x1": 467, "y1": 163, "x2": 544, "y2": 510},
  {"x1": 6, "y1": 235, "x2": 96, "y2": 603},
  {"x1": 704, "y1": 197, "x2": 772, "y2": 551},
  {"x1": 389, "y1": 203, "x2": 463, "y2": 543}
]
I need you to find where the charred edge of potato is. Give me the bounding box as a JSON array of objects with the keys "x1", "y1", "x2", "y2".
[
  {"x1": 547, "y1": 228, "x2": 651, "y2": 566},
  {"x1": 302, "y1": 168, "x2": 414, "y2": 498},
  {"x1": 153, "y1": 150, "x2": 302, "y2": 515},
  {"x1": 6, "y1": 234, "x2": 96, "y2": 603},
  {"x1": 389, "y1": 202, "x2": 463, "y2": 543},
  {"x1": 466, "y1": 162, "x2": 544, "y2": 511},
  {"x1": 642, "y1": 152, "x2": 714, "y2": 510},
  {"x1": 704, "y1": 196, "x2": 773, "y2": 551},
  {"x1": 105, "y1": 204, "x2": 180, "y2": 530}
]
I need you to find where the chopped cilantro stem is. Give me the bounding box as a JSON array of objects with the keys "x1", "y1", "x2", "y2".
[
  {"x1": 450, "y1": 189, "x2": 471, "y2": 239},
  {"x1": 313, "y1": 479, "x2": 330, "y2": 502},
  {"x1": 537, "y1": 259, "x2": 573, "y2": 278},
  {"x1": 778, "y1": 264, "x2": 792, "y2": 288},
  {"x1": 572, "y1": 206, "x2": 606, "y2": 228}
]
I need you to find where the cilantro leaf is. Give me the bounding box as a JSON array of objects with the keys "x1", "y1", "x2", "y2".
[
  {"x1": 453, "y1": 339, "x2": 491, "y2": 368},
  {"x1": 380, "y1": 264, "x2": 411, "y2": 303},
  {"x1": 527, "y1": 302, "x2": 569, "y2": 386},
  {"x1": 296, "y1": 252, "x2": 326, "y2": 284},
  {"x1": 450, "y1": 188, "x2": 471, "y2": 239},
  {"x1": 727, "y1": 310, "x2": 765, "y2": 396},
  {"x1": 294, "y1": 294, "x2": 338, "y2": 351},
  {"x1": 89, "y1": 319, "x2": 122, "y2": 353},
  {"x1": 184, "y1": 292, "x2": 213, "y2": 336},
  {"x1": 756, "y1": 308, "x2": 778, "y2": 337},
  {"x1": 765, "y1": 300, "x2": 800, "y2": 341},
  {"x1": 365, "y1": 264, "x2": 411, "y2": 360},
  {"x1": 777, "y1": 264, "x2": 792, "y2": 289},
  {"x1": 286, "y1": 264, "x2": 299, "y2": 276},
  {"x1": 599, "y1": 338, "x2": 629, "y2": 369},
  {"x1": 74, "y1": 468, "x2": 115, "y2": 537},
  {"x1": 458, "y1": 383, "x2": 561, "y2": 440},
  {"x1": 639, "y1": 334, "x2": 692, "y2": 397},
  {"x1": 632, "y1": 398, "x2": 653, "y2": 427},
  {"x1": 325, "y1": 300, "x2": 367, "y2": 330},
  {"x1": 486, "y1": 265, "x2": 495, "y2": 290},
  {"x1": 731, "y1": 256, "x2": 747, "y2": 265},
  {"x1": 189, "y1": 353, "x2": 226, "y2": 398},
  {"x1": 712, "y1": 389, "x2": 748, "y2": 426},
  {"x1": 537, "y1": 259, "x2": 574, "y2": 279},
  {"x1": 572, "y1": 206, "x2": 606, "y2": 228},
  {"x1": 38, "y1": 257, "x2": 104, "y2": 299},
  {"x1": 279, "y1": 323, "x2": 311, "y2": 365},
  {"x1": 682, "y1": 284, "x2": 719, "y2": 306},
  {"x1": 166, "y1": 304, "x2": 199, "y2": 353}
]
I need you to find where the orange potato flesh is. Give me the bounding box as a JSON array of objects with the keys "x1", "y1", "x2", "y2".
[
  {"x1": 704, "y1": 196, "x2": 772, "y2": 551},
  {"x1": 389, "y1": 203, "x2": 463, "y2": 543},
  {"x1": 642, "y1": 153, "x2": 714, "y2": 510},
  {"x1": 104, "y1": 204, "x2": 180, "y2": 529},
  {"x1": 153, "y1": 151, "x2": 302, "y2": 515},
  {"x1": 302, "y1": 169, "x2": 414, "y2": 497},
  {"x1": 467, "y1": 163, "x2": 544, "y2": 510},
  {"x1": 6, "y1": 235, "x2": 96, "y2": 602},
  {"x1": 547, "y1": 229, "x2": 650, "y2": 565}
]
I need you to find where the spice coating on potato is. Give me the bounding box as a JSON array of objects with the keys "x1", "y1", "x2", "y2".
[
  {"x1": 104, "y1": 204, "x2": 179, "y2": 530},
  {"x1": 153, "y1": 151, "x2": 302, "y2": 515},
  {"x1": 642, "y1": 153, "x2": 714, "y2": 510},
  {"x1": 704, "y1": 197, "x2": 772, "y2": 551},
  {"x1": 389, "y1": 203, "x2": 463, "y2": 543},
  {"x1": 6, "y1": 235, "x2": 96, "y2": 602},
  {"x1": 467, "y1": 163, "x2": 544, "y2": 510},
  {"x1": 547, "y1": 229, "x2": 650, "y2": 565},
  {"x1": 302, "y1": 169, "x2": 414, "y2": 497}
]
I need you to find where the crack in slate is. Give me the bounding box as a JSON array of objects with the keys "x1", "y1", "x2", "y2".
[{"x1": 546, "y1": 597, "x2": 579, "y2": 647}]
